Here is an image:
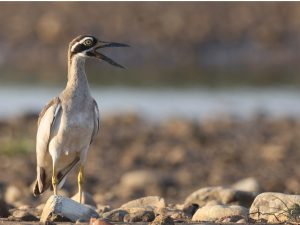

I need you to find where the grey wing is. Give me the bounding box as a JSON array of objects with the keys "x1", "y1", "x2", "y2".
[
  {"x1": 36, "y1": 97, "x2": 62, "y2": 167},
  {"x1": 90, "y1": 99, "x2": 100, "y2": 144},
  {"x1": 34, "y1": 97, "x2": 62, "y2": 196}
]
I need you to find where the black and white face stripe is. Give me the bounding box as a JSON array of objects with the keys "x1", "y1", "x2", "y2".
[{"x1": 69, "y1": 35, "x2": 98, "y2": 57}]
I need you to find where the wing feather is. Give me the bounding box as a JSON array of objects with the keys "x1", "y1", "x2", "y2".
[
  {"x1": 90, "y1": 99, "x2": 100, "y2": 144},
  {"x1": 33, "y1": 97, "x2": 62, "y2": 196},
  {"x1": 36, "y1": 97, "x2": 62, "y2": 166}
]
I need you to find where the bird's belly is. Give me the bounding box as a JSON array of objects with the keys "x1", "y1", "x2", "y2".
[{"x1": 56, "y1": 113, "x2": 94, "y2": 154}]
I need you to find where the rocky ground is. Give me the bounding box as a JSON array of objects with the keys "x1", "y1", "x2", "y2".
[{"x1": 1, "y1": 113, "x2": 300, "y2": 224}]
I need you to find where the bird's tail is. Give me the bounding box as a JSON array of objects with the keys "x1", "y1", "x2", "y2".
[
  {"x1": 33, "y1": 157, "x2": 80, "y2": 197},
  {"x1": 33, "y1": 167, "x2": 51, "y2": 196}
]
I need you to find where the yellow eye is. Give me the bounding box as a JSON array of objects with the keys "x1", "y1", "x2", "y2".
[{"x1": 84, "y1": 39, "x2": 93, "y2": 46}]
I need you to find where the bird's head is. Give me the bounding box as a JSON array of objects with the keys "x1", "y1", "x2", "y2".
[{"x1": 68, "y1": 35, "x2": 129, "y2": 68}]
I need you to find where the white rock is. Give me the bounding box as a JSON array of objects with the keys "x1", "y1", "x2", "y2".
[
  {"x1": 250, "y1": 192, "x2": 300, "y2": 223},
  {"x1": 192, "y1": 204, "x2": 248, "y2": 222},
  {"x1": 40, "y1": 195, "x2": 99, "y2": 223}
]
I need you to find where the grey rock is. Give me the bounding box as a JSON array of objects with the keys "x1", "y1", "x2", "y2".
[
  {"x1": 185, "y1": 186, "x2": 255, "y2": 208},
  {"x1": 102, "y1": 209, "x2": 128, "y2": 222},
  {"x1": 192, "y1": 204, "x2": 248, "y2": 222},
  {"x1": 249, "y1": 192, "x2": 300, "y2": 223},
  {"x1": 121, "y1": 196, "x2": 166, "y2": 210}
]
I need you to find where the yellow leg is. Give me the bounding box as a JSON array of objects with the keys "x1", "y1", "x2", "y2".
[
  {"x1": 52, "y1": 167, "x2": 58, "y2": 195},
  {"x1": 78, "y1": 165, "x2": 84, "y2": 204}
]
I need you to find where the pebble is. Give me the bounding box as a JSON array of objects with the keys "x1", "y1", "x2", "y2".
[
  {"x1": 249, "y1": 192, "x2": 300, "y2": 223},
  {"x1": 192, "y1": 204, "x2": 248, "y2": 222}
]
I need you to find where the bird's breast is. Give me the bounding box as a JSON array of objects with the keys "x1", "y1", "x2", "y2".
[{"x1": 55, "y1": 108, "x2": 94, "y2": 153}]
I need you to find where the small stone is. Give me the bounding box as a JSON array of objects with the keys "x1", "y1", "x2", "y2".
[
  {"x1": 249, "y1": 192, "x2": 300, "y2": 223},
  {"x1": 231, "y1": 177, "x2": 261, "y2": 194},
  {"x1": 151, "y1": 215, "x2": 175, "y2": 225},
  {"x1": 4, "y1": 185, "x2": 22, "y2": 204},
  {"x1": 71, "y1": 191, "x2": 97, "y2": 208},
  {"x1": 121, "y1": 196, "x2": 166, "y2": 209},
  {"x1": 192, "y1": 204, "x2": 248, "y2": 222},
  {"x1": 123, "y1": 210, "x2": 155, "y2": 222},
  {"x1": 102, "y1": 209, "x2": 128, "y2": 222}
]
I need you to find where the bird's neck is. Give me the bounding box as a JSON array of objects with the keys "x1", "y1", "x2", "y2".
[{"x1": 66, "y1": 56, "x2": 90, "y2": 94}]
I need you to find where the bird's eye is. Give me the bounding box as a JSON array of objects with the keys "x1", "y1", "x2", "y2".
[{"x1": 84, "y1": 39, "x2": 93, "y2": 46}]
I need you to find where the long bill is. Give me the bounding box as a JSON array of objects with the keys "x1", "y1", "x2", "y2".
[{"x1": 92, "y1": 41, "x2": 129, "y2": 68}]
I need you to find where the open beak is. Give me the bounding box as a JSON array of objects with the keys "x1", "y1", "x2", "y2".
[{"x1": 91, "y1": 41, "x2": 129, "y2": 68}]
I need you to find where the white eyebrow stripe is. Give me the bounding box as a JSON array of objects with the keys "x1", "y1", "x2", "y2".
[
  {"x1": 79, "y1": 37, "x2": 93, "y2": 44},
  {"x1": 70, "y1": 37, "x2": 94, "y2": 52}
]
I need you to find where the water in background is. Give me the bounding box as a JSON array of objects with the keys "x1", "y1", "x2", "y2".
[{"x1": 1, "y1": 85, "x2": 300, "y2": 120}]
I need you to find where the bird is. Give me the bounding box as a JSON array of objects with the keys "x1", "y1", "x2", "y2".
[{"x1": 33, "y1": 35, "x2": 128, "y2": 203}]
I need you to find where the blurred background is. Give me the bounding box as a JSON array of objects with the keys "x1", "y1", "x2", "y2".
[{"x1": 1, "y1": 2, "x2": 300, "y2": 208}]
